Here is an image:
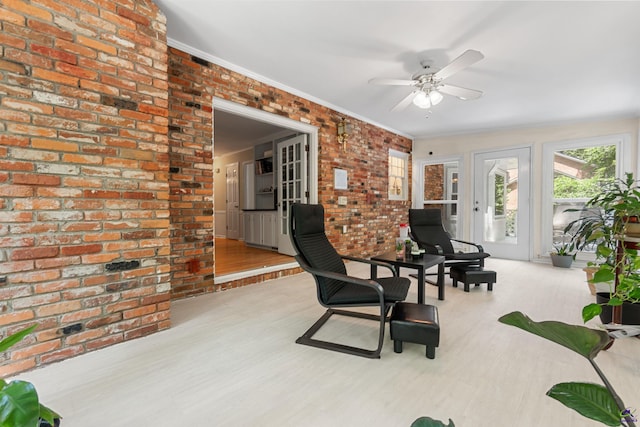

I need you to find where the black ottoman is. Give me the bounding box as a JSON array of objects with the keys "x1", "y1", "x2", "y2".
[
  {"x1": 449, "y1": 266, "x2": 496, "y2": 292},
  {"x1": 390, "y1": 302, "x2": 440, "y2": 359}
]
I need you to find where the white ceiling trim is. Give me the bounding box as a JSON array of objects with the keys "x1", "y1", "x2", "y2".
[{"x1": 168, "y1": 37, "x2": 413, "y2": 140}]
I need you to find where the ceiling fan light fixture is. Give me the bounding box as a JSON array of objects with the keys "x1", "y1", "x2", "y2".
[
  {"x1": 429, "y1": 89, "x2": 444, "y2": 105},
  {"x1": 412, "y1": 91, "x2": 431, "y2": 109}
]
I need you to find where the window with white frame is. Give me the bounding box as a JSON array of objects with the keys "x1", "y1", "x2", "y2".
[
  {"x1": 389, "y1": 149, "x2": 408, "y2": 201},
  {"x1": 542, "y1": 135, "x2": 628, "y2": 256},
  {"x1": 421, "y1": 159, "x2": 461, "y2": 239}
]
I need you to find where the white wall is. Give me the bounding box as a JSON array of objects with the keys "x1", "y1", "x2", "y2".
[{"x1": 413, "y1": 116, "x2": 640, "y2": 260}]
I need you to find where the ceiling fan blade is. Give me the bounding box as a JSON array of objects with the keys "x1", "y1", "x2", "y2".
[
  {"x1": 391, "y1": 91, "x2": 418, "y2": 111},
  {"x1": 439, "y1": 84, "x2": 483, "y2": 100},
  {"x1": 368, "y1": 78, "x2": 416, "y2": 86},
  {"x1": 433, "y1": 50, "x2": 484, "y2": 81}
]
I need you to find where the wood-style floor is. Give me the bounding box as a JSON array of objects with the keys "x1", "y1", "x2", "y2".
[
  {"x1": 214, "y1": 237, "x2": 293, "y2": 276},
  {"x1": 20, "y1": 258, "x2": 640, "y2": 426}
]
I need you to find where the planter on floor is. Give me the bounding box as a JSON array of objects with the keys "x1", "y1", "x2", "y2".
[{"x1": 550, "y1": 253, "x2": 573, "y2": 268}]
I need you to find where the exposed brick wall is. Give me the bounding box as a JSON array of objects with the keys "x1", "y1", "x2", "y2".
[
  {"x1": 0, "y1": 0, "x2": 169, "y2": 376},
  {"x1": 166, "y1": 50, "x2": 215, "y2": 299},
  {"x1": 166, "y1": 47, "x2": 412, "y2": 300},
  {"x1": 424, "y1": 164, "x2": 445, "y2": 200},
  {"x1": 0, "y1": 0, "x2": 412, "y2": 374}
]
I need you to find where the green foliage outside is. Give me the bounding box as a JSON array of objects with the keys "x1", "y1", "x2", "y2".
[{"x1": 554, "y1": 145, "x2": 616, "y2": 199}]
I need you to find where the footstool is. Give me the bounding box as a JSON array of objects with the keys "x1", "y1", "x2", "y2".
[
  {"x1": 449, "y1": 266, "x2": 496, "y2": 292},
  {"x1": 390, "y1": 302, "x2": 440, "y2": 359}
]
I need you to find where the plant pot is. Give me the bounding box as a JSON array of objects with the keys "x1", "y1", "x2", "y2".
[
  {"x1": 596, "y1": 292, "x2": 640, "y2": 325},
  {"x1": 623, "y1": 221, "x2": 640, "y2": 237},
  {"x1": 550, "y1": 253, "x2": 573, "y2": 268}
]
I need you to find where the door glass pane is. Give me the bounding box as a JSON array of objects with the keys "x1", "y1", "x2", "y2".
[
  {"x1": 424, "y1": 162, "x2": 460, "y2": 238},
  {"x1": 482, "y1": 157, "x2": 518, "y2": 243}
]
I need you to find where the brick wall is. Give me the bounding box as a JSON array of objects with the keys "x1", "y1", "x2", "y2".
[
  {"x1": 1, "y1": 0, "x2": 412, "y2": 375},
  {"x1": 166, "y1": 50, "x2": 215, "y2": 299},
  {"x1": 0, "y1": 0, "x2": 170, "y2": 376},
  {"x1": 166, "y1": 47, "x2": 412, "y2": 299}
]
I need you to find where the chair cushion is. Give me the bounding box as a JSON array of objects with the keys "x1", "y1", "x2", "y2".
[
  {"x1": 327, "y1": 276, "x2": 410, "y2": 305},
  {"x1": 445, "y1": 252, "x2": 491, "y2": 261},
  {"x1": 409, "y1": 209, "x2": 455, "y2": 254}
]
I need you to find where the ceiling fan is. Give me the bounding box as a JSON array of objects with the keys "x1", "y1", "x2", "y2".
[{"x1": 369, "y1": 49, "x2": 484, "y2": 111}]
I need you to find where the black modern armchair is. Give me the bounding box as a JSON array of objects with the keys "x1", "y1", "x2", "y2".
[
  {"x1": 409, "y1": 208, "x2": 490, "y2": 271},
  {"x1": 289, "y1": 203, "x2": 410, "y2": 358}
]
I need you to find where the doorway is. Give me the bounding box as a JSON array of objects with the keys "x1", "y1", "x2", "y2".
[
  {"x1": 225, "y1": 162, "x2": 239, "y2": 240},
  {"x1": 213, "y1": 98, "x2": 318, "y2": 276},
  {"x1": 473, "y1": 147, "x2": 531, "y2": 260}
]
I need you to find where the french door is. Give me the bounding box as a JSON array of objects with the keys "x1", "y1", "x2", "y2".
[
  {"x1": 473, "y1": 147, "x2": 531, "y2": 260},
  {"x1": 277, "y1": 134, "x2": 307, "y2": 255}
]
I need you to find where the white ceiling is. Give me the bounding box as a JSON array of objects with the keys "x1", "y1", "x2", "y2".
[{"x1": 157, "y1": 1, "x2": 640, "y2": 141}]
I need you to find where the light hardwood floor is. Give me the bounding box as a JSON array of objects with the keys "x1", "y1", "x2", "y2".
[
  {"x1": 18, "y1": 259, "x2": 640, "y2": 426},
  {"x1": 215, "y1": 238, "x2": 293, "y2": 276}
]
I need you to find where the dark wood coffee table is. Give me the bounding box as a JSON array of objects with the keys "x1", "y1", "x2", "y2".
[{"x1": 370, "y1": 251, "x2": 445, "y2": 303}]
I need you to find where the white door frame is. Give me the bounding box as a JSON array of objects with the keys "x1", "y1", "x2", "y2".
[
  {"x1": 213, "y1": 98, "x2": 318, "y2": 205},
  {"x1": 472, "y1": 146, "x2": 532, "y2": 261},
  {"x1": 414, "y1": 155, "x2": 465, "y2": 239}
]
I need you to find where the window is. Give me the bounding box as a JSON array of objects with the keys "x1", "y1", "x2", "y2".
[
  {"x1": 421, "y1": 159, "x2": 461, "y2": 239},
  {"x1": 389, "y1": 149, "x2": 408, "y2": 201},
  {"x1": 542, "y1": 135, "x2": 628, "y2": 256}
]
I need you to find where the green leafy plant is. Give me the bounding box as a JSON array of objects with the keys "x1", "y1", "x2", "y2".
[
  {"x1": 411, "y1": 417, "x2": 454, "y2": 427},
  {"x1": 564, "y1": 173, "x2": 640, "y2": 322},
  {"x1": 552, "y1": 232, "x2": 577, "y2": 258},
  {"x1": 0, "y1": 325, "x2": 60, "y2": 427},
  {"x1": 499, "y1": 311, "x2": 636, "y2": 426}
]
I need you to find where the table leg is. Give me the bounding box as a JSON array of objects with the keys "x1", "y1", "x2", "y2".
[
  {"x1": 437, "y1": 262, "x2": 445, "y2": 301},
  {"x1": 417, "y1": 266, "x2": 425, "y2": 304},
  {"x1": 371, "y1": 264, "x2": 377, "y2": 280}
]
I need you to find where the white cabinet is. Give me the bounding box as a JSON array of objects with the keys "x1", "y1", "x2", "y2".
[
  {"x1": 254, "y1": 142, "x2": 275, "y2": 210},
  {"x1": 243, "y1": 211, "x2": 277, "y2": 249},
  {"x1": 262, "y1": 211, "x2": 277, "y2": 248}
]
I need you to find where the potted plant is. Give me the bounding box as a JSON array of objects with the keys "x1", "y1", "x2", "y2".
[
  {"x1": 550, "y1": 231, "x2": 576, "y2": 268},
  {"x1": 0, "y1": 325, "x2": 60, "y2": 427},
  {"x1": 565, "y1": 173, "x2": 640, "y2": 325}
]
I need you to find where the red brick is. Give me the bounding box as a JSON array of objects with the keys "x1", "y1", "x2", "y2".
[
  {"x1": 0, "y1": 310, "x2": 35, "y2": 326},
  {"x1": 32, "y1": 68, "x2": 78, "y2": 86},
  {"x1": 4, "y1": 0, "x2": 52, "y2": 21},
  {"x1": 12, "y1": 340, "x2": 61, "y2": 360},
  {"x1": 60, "y1": 244, "x2": 102, "y2": 256},
  {"x1": 60, "y1": 307, "x2": 102, "y2": 323},
  {"x1": 39, "y1": 345, "x2": 84, "y2": 364},
  {"x1": 13, "y1": 173, "x2": 61, "y2": 186},
  {"x1": 11, "y1": 270, "x2": 60, "y2": 284},
  {"x1": 36, "y1": 301, "x2": 82, "y2": 317},
  {"x1": 31, "y1": 44, "x2": 77, "y2": 64},
  {"x1": 0, "y1": 185, "x2": 33, "y2": 197},
  {"x1": 85, "y1": 334, "x2": 123, "y2": 351},
  {"x1": 12, "y1": 246, "x2": 59, "y2": 261},
  {"x1": 84, "y1": 190, "x2": 121, "y2": 199}
]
